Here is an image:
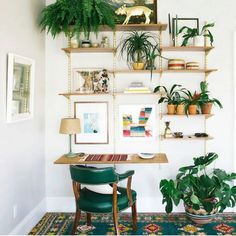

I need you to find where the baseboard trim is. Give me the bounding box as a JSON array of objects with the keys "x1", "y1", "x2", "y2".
[{"x1": 9, "y1": 199, "x2": 46, "y2": 235}]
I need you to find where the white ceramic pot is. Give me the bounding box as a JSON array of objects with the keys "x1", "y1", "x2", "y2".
[{"x1": 194, "y1": 36, "x2": 205, "y2": 47}]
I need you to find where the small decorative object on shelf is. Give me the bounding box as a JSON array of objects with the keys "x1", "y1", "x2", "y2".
[
  {"x1": 81, "y1": 39, "x2": 91, "y2": 48},
  {"x1": 186, "y1": 62, "x2": 199, "y2": 70},
  {"x1": 164, "y1": 121, "x2": 173, "y2": 138},
  {"x1": 174, "y1": 132, "x2": 183, "y2": 138},
  {"x1": 168, "y1": 59, "x2": 185, "y2": 70},
  {"x1": 194, "y1": 133, "x2": 208, "y2": 137},
  {"x1": 71, "y1": 35, "x2": 79, "y2": 48},
  {"x1": 91, "y1": 42, "x2": 99, "y2": 48},
  {"x1": 100, "y1": 36, "x2": 109, "y2": 48}
]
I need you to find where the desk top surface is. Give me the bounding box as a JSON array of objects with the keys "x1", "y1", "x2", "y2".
[{"x1": 54, "y1": 153, "x2": 168, "y2": 165}]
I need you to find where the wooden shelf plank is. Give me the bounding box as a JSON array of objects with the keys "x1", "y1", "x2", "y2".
[
  {"x1": 163, "y1": 69, "x2": 217, "y2": 74},
  {"x1": 62, "y1": 47, "x2": 114, "y2": 53},
  {"x1": 114, "y1": 69, "x2": 161, "y2": 73},
  {"x1": 100, "y1": 23, "x2": 167, "y2": 32},
  {"x1": 161, "y1": 135, "x2": 214, "y2": 141},
  {"x1": 161, "y1": 46, "x2": 214, "y2": 52},
  {"x1": 161, "y1": 114, "x2": 214, "y2": 119},
  {"x1": 54, "y1": 153, "x2": 168, "y2": 164}
]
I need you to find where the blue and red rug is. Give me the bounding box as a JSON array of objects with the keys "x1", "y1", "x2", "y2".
[{"x1": 28, "y1": 212, "x2": 236, "y2": 235}]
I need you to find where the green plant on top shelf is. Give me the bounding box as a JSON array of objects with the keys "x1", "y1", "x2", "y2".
[
  {"x1": 160, "y1": 152, "x2": 236, "y2": 224},
  {"x1": 39, "y1": 0, "x2": 115, "y2": 39},
  {"x1": 199, "y1": 81, "x2": 223, "y2": 114},
  {"x1": 178, "y1": 23, "x2": 215, "y2": 47}
]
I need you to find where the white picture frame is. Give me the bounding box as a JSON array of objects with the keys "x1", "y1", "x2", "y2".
[
  {"x1": 7, "y1": 53, "x2": 35, "y2": 123},
  {"x1": 74, "y1": 102, "x2": 109, "y2": 144}
]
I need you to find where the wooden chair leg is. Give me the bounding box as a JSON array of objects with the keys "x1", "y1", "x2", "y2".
[
  {"x1": 131, "y1": 201, "x2": 137, "y2": 231},
  {"x1": 86, "y1": 213, "x2": 92, "y2": 226},
  {"x1": 113, "y1": 211, "x2": 120, "y2": 235},
  {"x1": 71, "y1": 208, "x2": 81, "y2": 235}
]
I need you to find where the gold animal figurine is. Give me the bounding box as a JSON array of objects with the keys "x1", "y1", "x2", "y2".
[{"x1": 115, "y1": 4, "x2": 153, "y2": 25}]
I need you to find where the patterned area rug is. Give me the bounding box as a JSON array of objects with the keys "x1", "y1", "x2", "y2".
[{"x1": 28, "y1": 212, "x2": 236, "y2": 235}]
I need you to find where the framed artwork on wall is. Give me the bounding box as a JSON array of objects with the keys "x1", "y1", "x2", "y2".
[
  {"x1": 7, "y1": 53, "x2": 35, "y2": 123},
  {"x1": 73, "y1": 68, "x2": 110, "y2": 94},
  {"x1": 112, "y1": 0, "x2": 158, "y2": 25},
  {"x1": 118, "y1": 104, "x2": 156, "y2": 141},
  {"x1": 74, "y1": 102, "x2": 109, "y2": 144}
]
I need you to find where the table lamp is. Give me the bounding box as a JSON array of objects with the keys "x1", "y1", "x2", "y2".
[{"x1": 60, "y1": 118, "x2": 81, "y2": 157}]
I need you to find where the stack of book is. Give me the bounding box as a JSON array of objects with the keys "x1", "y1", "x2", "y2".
[{"x1": 124, "y1": 82, "x2": 151, "y2": 93}]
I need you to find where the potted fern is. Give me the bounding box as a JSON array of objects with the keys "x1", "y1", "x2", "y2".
[
  {"x1": 160, "y1": 153, "x2": 236, "y2": 224},
  {"x1": 39, "y1": 0, "x2": 115, "y2": 39},
  {"x1": 178, "y1": 23, "x2": 214, "y2": 47}
]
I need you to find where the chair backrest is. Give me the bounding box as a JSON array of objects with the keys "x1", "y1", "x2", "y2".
[{"x1": 70, "y1": 165, "x2": 118, "y2": 184}]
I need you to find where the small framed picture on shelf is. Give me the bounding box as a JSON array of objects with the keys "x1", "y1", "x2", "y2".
[
  {"x1": 74, "y1": 102, "x2": 109, "y2": 144},
  {"x1": 118, "y1": 104, "x2": 157, "y2": 141},
  {"x1": 73, "y1": 68, "x2": 110, "y2": 93},
  {"x1": 113, "y1": 0, "x2": 158, "y2": 24}
]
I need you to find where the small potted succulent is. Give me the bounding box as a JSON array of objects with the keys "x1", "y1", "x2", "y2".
[
  {"x1": 160, "y1": 153, "x2": 236, "y2": 224},
  {"x1": 178, "y1": 23, "x2": 214, "y2": 47},
  {"x1": 182, "y1": 90, "x2": 201, "y2": 115},
  {"x1": 199, "y1": 81, "x2": 223, "y2": 114},
  {"x1": 154, "y1": 84, "x2": 184, "y2": 115},
  {"x1": 118, "y1": 31, "x2": 156, "y2": 70},
  {"x1": 39, "y1": 0, "x2": 115, "y2": 40}
]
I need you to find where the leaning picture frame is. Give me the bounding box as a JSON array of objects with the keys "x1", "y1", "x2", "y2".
[
  {"x1": 74, "y1": 102, "x2": 109, "y2": 144},
  {"x1": 112, "y1": 0, "x2": 158, "y2": 25},
  {"x1": 7, "y1": 53, "x2": 35, "y2": 123}
]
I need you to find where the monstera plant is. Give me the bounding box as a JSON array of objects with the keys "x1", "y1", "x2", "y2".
[
  {"x1": 39, "y1": 0, "x2": 115, "y2": 38},
  {"x1": 160, "y1": 153, "x2": 236, "y2": 224}
]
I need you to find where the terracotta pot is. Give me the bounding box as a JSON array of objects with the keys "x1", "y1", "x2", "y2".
[
  {"x1": 201, "y1": 103, "x2": 213, "y2": 114},
  {"x1": 133, "y1": 62, "x2": 145, "y2": 70},
  {"x1": 176, "y1": 104, "x2": 185, "y2": 115},
  {"x1": 188, "y1": 105, "x2": 198, "y2": 115},
  {"x1": 167, "y1": 104, "x2": 175, "y2": 115}
]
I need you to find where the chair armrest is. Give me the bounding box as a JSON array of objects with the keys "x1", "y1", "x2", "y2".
[{"x1": 117, "y1": 170, "x2": 135, "y2": 181}]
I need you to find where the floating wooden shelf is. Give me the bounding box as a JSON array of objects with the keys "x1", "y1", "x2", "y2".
[
  {"x1": 100, "y1": 23, "x2": 167, "y2": 32},
  {"x1": 59, "y1": 92, "x2": 158, "y2": 98},
  {"x1": 163, "y1": 69, "x2": 217, "y2": 74},
  {"x1": 54, "y1": 153, "x2": 168, "y2": 164},
  {"x1": 114, "y1": 69, "x2": 161, "y2": 73},
  {"x1": 161, "y1": 46, "x2": 214, "y2": 52},
  {"x1": 62, "y1": 47, "x2": 114, "y2": 53},
  {"x1": 161, "y1": 114, "x2": 214, "y2": 119},
  {"x1": 160, "y1": 135, "x2": 214, "y2": 141}
]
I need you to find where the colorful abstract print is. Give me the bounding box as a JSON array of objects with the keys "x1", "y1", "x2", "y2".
[{"x1": 123, "y1": 107, "x2": 152, "y2": 137}]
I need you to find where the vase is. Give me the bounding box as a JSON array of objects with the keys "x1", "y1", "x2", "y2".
[
  {"x1": 71, "y1": 36, "x2": 79, "y2": 48},
  {"x1": 194, "y1": 36, "x2": 205, "y2": 47}
]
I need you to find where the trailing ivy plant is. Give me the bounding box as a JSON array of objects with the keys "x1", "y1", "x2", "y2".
[
  {"x1": 39, "y1": 0, "x2": 115, "y2": 38},
  {"x1": 160, "y1": 153, "x2": 236, "y2": 214}
]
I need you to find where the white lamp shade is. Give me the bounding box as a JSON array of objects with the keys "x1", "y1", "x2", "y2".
[{"x1": 60, "y1": 118, "x2": 81, "y2": 134}]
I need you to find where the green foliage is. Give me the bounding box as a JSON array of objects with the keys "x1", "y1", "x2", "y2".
[
  {"x1": 39, "y1": 0, "x2": 115, "y2": 38},
  {"x1": 154, "y1": 84, "x2": 185, "y2": 105},
  {"x1": 181, "y1": 90, "x2": 201, "y2": 114},
  {"x1": 160, "y1": 153, "x2": 236, "y2": 214},
  {"x1": 199, "y1": 81, "x2": 223, "y2": 109},
  {"x1": 178, "y1": 23, "x2": 215, "y2": 46},
  {"x1": 118, "y1": 31, "x2": 156, "y2": 64}
]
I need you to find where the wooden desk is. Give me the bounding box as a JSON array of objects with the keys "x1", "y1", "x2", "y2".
[{"x1": 54, "y1": 153, "x2": 168, "y2": 165}]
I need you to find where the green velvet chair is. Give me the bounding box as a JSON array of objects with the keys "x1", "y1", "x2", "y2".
[{"x1": 70, "y1": 165, "x2": 137, "y2": 235}]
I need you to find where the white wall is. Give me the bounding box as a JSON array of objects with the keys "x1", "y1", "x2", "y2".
[
  {"x1": 0, "y1": 0, "x2": 45, "y2": 234},
  {"x1": 45, "y1": 0, "x2": 236, "y2": 212}
]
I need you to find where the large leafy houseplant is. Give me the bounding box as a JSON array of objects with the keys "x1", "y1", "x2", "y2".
[
  {"x1": 178, "y1": 23, "x2": 215, "y2": 47},
  {"x1": 199, "y1": 81, "x2": 223, "y2": 114},
  {"x1": 118, "y1": 31, "x2": 156, "y2": 70},
  {"x1": 160, "y1": 153, "x2": 236, "y2": 217},
  {"x1": 39, "y1": 0, "x2": 115, "y2": 39},
  {"x1": 182, "y1": 90, "x2": 201, "y2": 115}
]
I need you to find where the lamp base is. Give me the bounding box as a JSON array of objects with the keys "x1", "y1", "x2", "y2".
[{"x1": 65, "y1": 152, "x2": 78, "y2": 158}]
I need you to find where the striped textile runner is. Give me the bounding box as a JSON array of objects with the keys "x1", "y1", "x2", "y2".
[{"x1": 85, "y1": 154, "x2": 128, "y2": 162}]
